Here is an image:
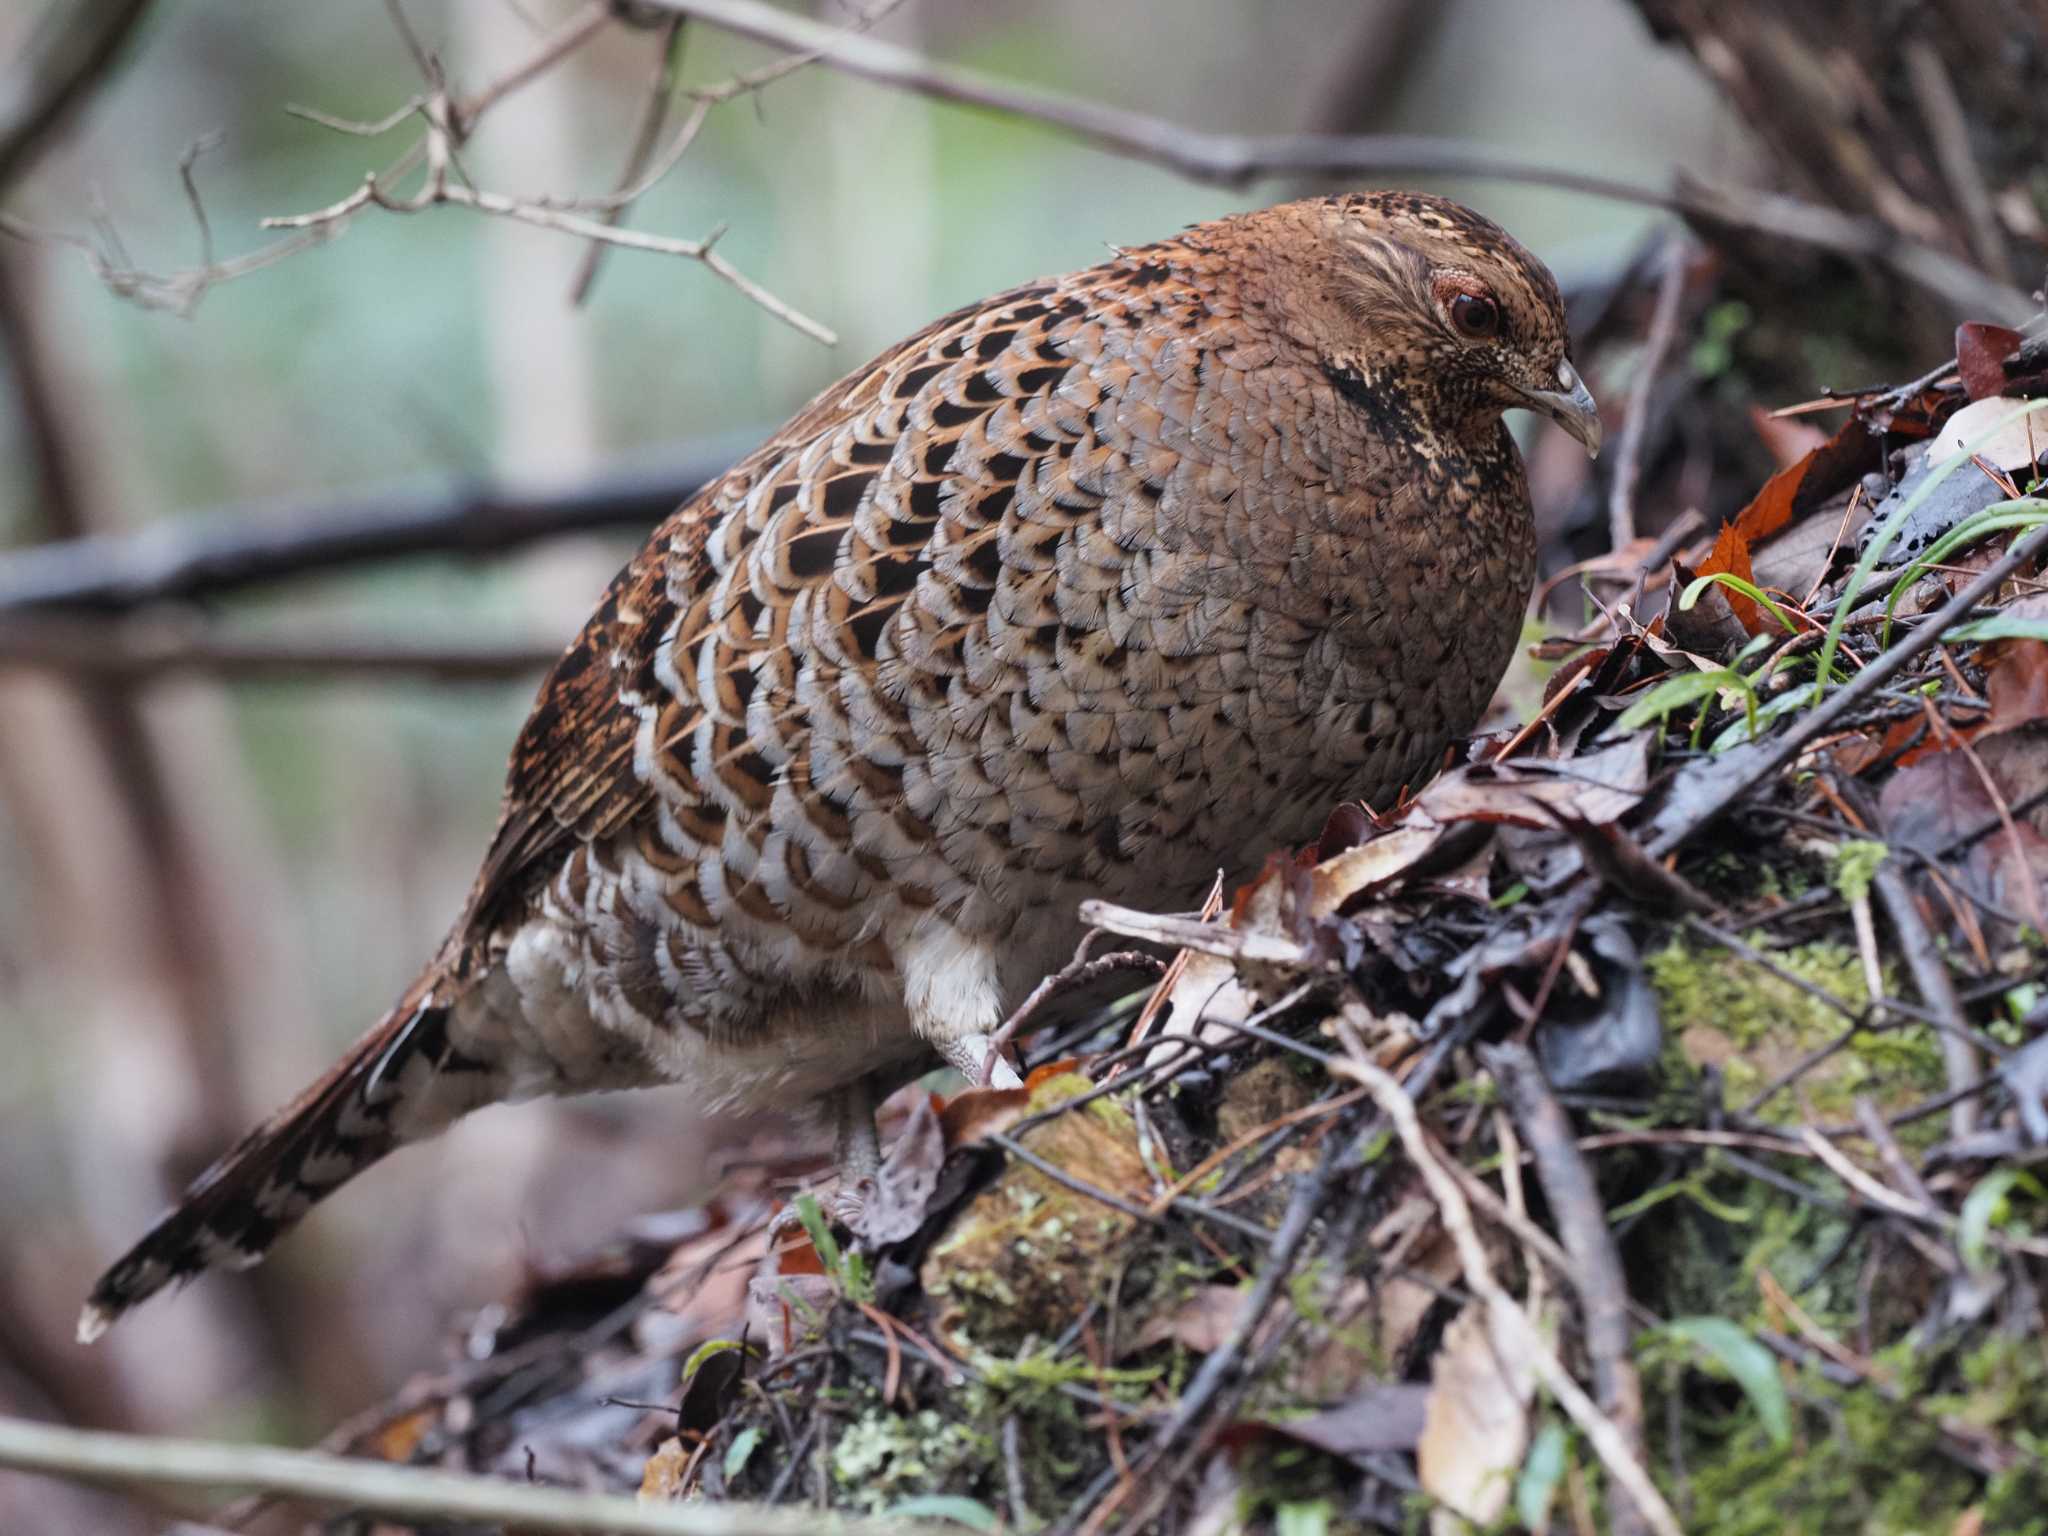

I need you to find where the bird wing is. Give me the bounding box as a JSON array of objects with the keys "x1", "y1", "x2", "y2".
[{"x1": 460, "y1": 267, "x2": 1136, "y2": 932}]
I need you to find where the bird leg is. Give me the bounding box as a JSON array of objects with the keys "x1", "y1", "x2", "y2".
[
  {"x1": 936, "y1": 1033, "x2": 1024, "y2": 1090},
  {"x1": 827, "y1": 1075, "x2": 882, "y2": 1225}
]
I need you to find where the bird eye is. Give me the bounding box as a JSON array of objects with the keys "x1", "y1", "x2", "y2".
[{"x1": 1449, "y1": 292, "x2": 1500, "y2": 341}]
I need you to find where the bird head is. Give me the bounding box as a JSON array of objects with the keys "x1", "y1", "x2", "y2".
[{"x1": 1261, "y1": 192, "x2": 1601, "y2": 458}]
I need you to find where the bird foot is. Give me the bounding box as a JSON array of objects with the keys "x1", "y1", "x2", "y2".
[{"x1": 766, "y1": 1173, "x2": 874, "y2": 1255}]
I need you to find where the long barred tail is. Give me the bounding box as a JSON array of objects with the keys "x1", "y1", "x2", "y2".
[{"x1": 80, "y1": 969, "x2": 493, "y2": 1342}]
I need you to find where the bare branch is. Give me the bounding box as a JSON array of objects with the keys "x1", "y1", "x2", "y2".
[
  {"x1": 649, "y1": 0, "x2": 2031, "y2": 322},
  {"x1": 450, "y1": 186, "x2": 834, "y2": 343},
  {"x1": 0, "y1": 614, "x2": 563, "y2": 682},
  {"x1": 1330, "y1": 1021, "x2": 1684, "y2": 1536},
  {"x1": 282, "y1": 97, "x2": 424, "y2": 137},
  {"x1": 0, "y1": 440, "x2": 746, "y2": 614},
  {"x1": 569, "y1": 17, "x2": 687, "y2": 304},
  {"x1": 0, "y1": 1411, "x2": 937, "y2": 1536},
  {"x1": 14, "y1": 0, "x2": 834, "y2": 340},
  {"x1": 0, "y1": 208, "x2": 343, "y2": 319},
  {"x1": 451, "y1": 0, "x2": 611, "y2": 132}
]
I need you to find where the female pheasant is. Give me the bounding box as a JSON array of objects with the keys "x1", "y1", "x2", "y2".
[{"x1": 83, "y1": 191, "x2": 1597, "y2": 1338}]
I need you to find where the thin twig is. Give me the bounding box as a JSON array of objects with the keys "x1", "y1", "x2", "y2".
[
  {"x1": 1329, "y1": 1030, "x2": 1684, "y2": 1536},
  {"x1": 0, "y1": 1413, "x2": 932, "y2": 1536},
  {"x1": 991, "y1": 950, "x2": 1164, "y2": 1056},
  {"x1": 648, "y1": 0, "x2": 2027, "y2": 320},
  {"x1": 1799, "y1": 1129, "x2": 2048, "y2": 1260},
  {"x1": 1607, "y1": 238, "x2": 1690, "y2": 555},
  {"x1": 261, "y1": 175, "x2": 836, "y2": 344},
  {"x1": 1110, "y1": 1107, "x2": 1361, "y2": 1528},
  {"x1": 1870, "y1": 860, "x2": 1983, "y2": 1140},
  {"x1": 1484, "y1": 1042, "x2": 1651, "y2": 1536}
]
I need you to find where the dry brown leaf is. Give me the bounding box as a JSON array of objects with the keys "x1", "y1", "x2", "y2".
[
  {"x1": 1418, "y1": 1304, "x2": 1540, "y2": 1533},
  {"x1": 1132, "y1": 1284, "x2": 1244, "y2": 1354},
  {"x1": 1955, "y1": 322, "x2": 2023, "y2": 401},
  {"x1": 640, "y1": 1436, "x2": 694, "y2": 1500},
  {"x1": 1749, "y1": 402, "x2": 1827, "y2": 468},
  {"x1": 1932, "y1": 395, "x2": 2046, "y2": 469},
  {"x1": 1308, "y1": 824, "x2": 1444, "y2": 910}
]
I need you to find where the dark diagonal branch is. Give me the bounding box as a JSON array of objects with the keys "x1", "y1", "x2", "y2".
[
  {"x1": 0, "y1": 439, "x2": 749, "y2": 614},
  {"x1": 0, "y1": 615, "x2": 563, "y2": 682}
]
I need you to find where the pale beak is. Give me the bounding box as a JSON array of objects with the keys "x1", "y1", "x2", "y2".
[{"x1": 1518, "y1": 360, "x2": 1602, "y2": 458}]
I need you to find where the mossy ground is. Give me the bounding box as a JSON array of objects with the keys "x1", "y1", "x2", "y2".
[
  {"x1": 1647, "y1": 935, "x2": 1947, "y2": 1134},
  {"x1": 1640, "y1": 1334, "x2": 2048, "y2": 1536}
]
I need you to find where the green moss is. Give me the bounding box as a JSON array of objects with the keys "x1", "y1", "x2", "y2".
[
  {"x1": 831, "y1": 1408, "x2": 993, "y2": 1512},
  {"x1": 1829, "y1": 840, "x2": 1889, "y2": 906},
  {"x1": 822, "y1": 1353, "x2": 1166, "y2": 1527},
  {"x1": 1646, "y1": 938, "x2": 1943, "y2": 1126},
  {"x1": 924, "y1": 1068, "x2": 1184, "y2": 1353},
  {"x1": 1646, "y1": 1335, "x2": 2048, "y2": 1536}
]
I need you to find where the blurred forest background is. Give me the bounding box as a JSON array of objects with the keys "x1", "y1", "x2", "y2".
[{"x1": 0, "y1": 0, "x2": 1769, "y2": 1523}]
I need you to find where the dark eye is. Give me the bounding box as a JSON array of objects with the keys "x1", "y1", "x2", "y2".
[{"x1": 1450, "y1": 292, "x2": 1500, "y2": 341}]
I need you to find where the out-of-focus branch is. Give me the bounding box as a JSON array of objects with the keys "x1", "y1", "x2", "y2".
[
  {"x1": 0, "y1": 615, "x2": 562, "y2": 682},
  {"x1": 650, "y1": 0, "x2": 2031, "y2": 324},
  {"x1": 0, "y1": 0, "x2": 153, "y2": 191},
  {"x1": 568, "y1": 17, "x2": 687, "y2": 305},
  {"x1": 1606, "y1": 237, "x2": 1691, "y2": 553},
  {"x1": 0, "y1": 441, "x2": 745, "y2": 613},
  {"x1": 0, "y1": 1412, "x2": 936, "y2": 1536}
]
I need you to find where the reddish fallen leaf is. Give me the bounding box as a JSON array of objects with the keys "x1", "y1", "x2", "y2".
[
  {"x1": 1025, "y1": 1057, "x2": 1082, "y2": 1089},
  {"x1": 1956, "y1": 322, "x2": 2024, "y2": 402},
  {"x1": 1750, "y1": 402, "x2": 1827, "y2": 468},
  {"x1": 1669, "y1": 551, "x2": 1759, "y2": 650},
  {"x1": 1723, "y1": 408, "x2": 1885, "y2": 558},
  {"x1": 773, "y1": 1236, "x2": 826, "y2": 1275},
  {"x1": 1729, "y1": 456, "x2": 1808, "y2": 550},
  {"x1": 1316, "y1": 801, "x2": 1372, "y2": 861},
  {"x1": 1983, "y1": 639, "x2": 2048, "y2": 735},
  {"x1": 940, "y1": 1083, "x2": 1032, "y2": 1147},
  {"x1": 367, "y1": 1406, "x2": 435, "y2": 1463},
  {"x1": 1831, "y1": 715, "x2": 1938, "y2": 777}
]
